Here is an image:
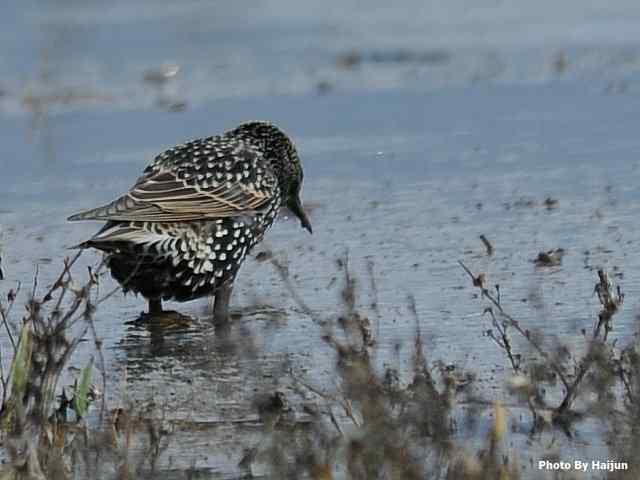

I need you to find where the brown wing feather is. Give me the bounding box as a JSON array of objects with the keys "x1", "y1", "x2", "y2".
[
  {"x1": 68, "y1": 141, "x2": 278, "y2": 222},
  {"x1": 126, "y1": 171, "x2": 275, "y2": 220}
]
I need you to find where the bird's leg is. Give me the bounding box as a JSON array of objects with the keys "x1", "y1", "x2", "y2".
[
  {"x1": 148, "y1": 297, "x2": 163, "y2": 316},
  {"x1": 213, "y1": 284, "x2": 233, "y2": 324}
]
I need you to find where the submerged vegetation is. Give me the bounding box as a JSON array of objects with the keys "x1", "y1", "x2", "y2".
[
  {"x1": 0, "y1": 246, "x2": 638, "y2": 479},
  {"x1": 0, "y1": 253, "x2": 169, "y2": 479}
]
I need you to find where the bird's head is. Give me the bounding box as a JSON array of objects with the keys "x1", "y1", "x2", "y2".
[{"x1": 230, "y1": 121, "x2": 312, "y2": 234}]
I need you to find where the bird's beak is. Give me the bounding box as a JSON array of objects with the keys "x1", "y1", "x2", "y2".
[{"x1": 289, "y1": 195, "x2": 312, "y2": 234}]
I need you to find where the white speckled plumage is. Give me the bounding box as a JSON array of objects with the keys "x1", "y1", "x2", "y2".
[{"x1": 68, "y1": 121, "x2": 311, "y2": 320}]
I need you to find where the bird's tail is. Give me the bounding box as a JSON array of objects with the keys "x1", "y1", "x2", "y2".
[
  {"x1": 67, "y1": 195, "x2": 140, "y2": 222},
  {"x1": 67, "y1": 240, "x2": 91, "y2": 250}
]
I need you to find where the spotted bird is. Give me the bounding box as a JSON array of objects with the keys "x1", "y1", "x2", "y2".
[{"x1": 68, "y1": 121, "x2": 311, "y2": 322}]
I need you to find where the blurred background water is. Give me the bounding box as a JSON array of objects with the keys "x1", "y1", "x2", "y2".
[{"x1": 2, "y1": 0, "x2": 640, "y2": 477}]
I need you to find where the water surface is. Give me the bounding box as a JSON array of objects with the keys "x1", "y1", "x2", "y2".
[{"x1": 2, "y1": 0, "x2": 640, "y2": 477}]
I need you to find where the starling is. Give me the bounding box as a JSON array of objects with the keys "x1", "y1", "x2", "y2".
[{"x1": 68, "y1": 121, "x2": 311, "y2": 322}]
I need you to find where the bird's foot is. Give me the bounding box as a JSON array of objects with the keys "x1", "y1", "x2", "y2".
[{"x1": 131, "y1": 309, "x2": 194, "y2": 330}]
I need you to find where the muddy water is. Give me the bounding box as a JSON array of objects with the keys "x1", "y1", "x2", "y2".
[{"x1": 3, "y1": 0, "x2": 640, "y2": 477}]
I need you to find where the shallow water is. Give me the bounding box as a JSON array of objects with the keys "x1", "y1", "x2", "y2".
[{"x1": 2, "y1": 0, "x2": 640, "y2": 477}]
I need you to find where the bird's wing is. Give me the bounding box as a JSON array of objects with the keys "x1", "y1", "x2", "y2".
[{"x1": 68, "y1": 141, "x2": 279, "y2": 222}]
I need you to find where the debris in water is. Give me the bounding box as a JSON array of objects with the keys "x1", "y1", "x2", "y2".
[
  {"x1": 534, "y1": 248, "x2": 565, "y2": 267},
  {"x1": 544, "y1": 197, "x2": 559, "y2": 210},
  {"x1": 142, "y1": 63, "x2": 180, "y2": 86},
  {"x1": 479, "y1": 234, "x2": 494, "y2": 256}
]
